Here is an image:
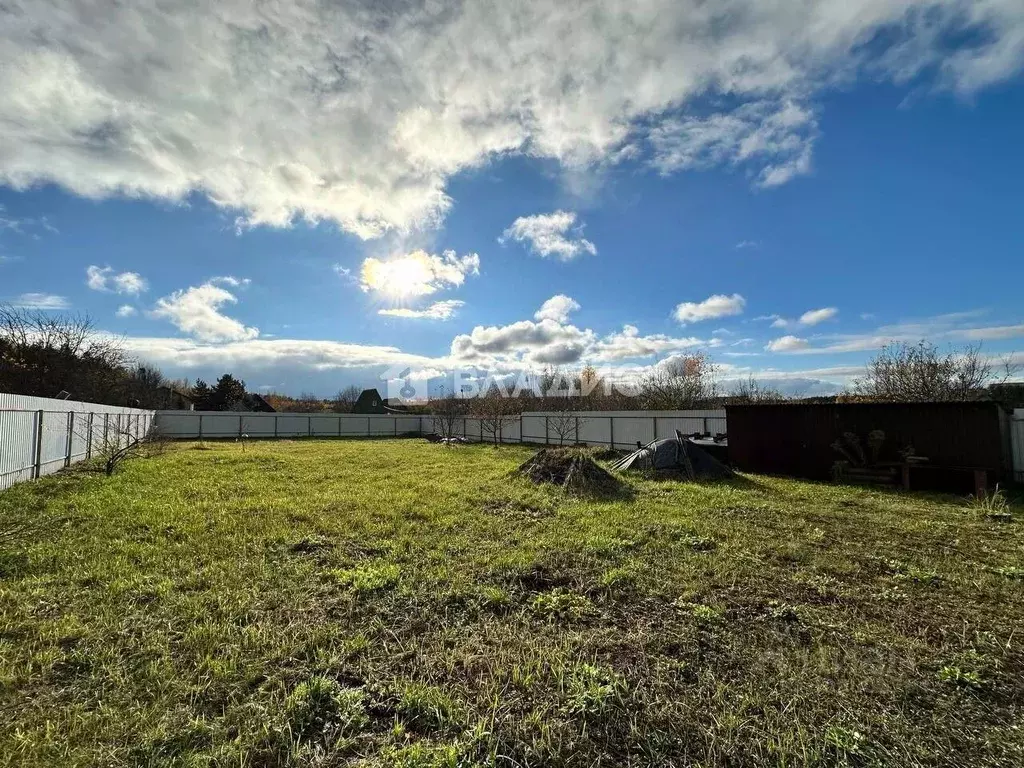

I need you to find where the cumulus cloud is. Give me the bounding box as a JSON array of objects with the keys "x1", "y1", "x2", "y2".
[
  {"x1": 674, "y1": 294, "x2": 746, "y2": 325},
  {"x1": 378, "y1": 300, "x2": 464, "y2": 320},
  {"x1": 0, "y1": 2, "x2": 1022, "y2": 237},
  {"x1": 86, "y1": 265, "x2": 148, "y2": 295},
  {"x1": 771, "y1": 307, "x2": 839, "y2": 328},
  {"x1": 450, "y1": 315, "x2": 718, "y2": 368},
  {"x1": 115, "y1": 304, "x2": 137, "y2": 318},
  {"x1": 10, "y1": 292, "x2": 69, "y2": 309},
  {"x1": 765, "y1": 335, "x2": 811, "y2": 352},
  {"x1": 361, "y1": 250, "x2": 479, "y2": 298},
  {"x1": 534, "y1": 295, "x2": 581, "y2": 323},
  {"x1": 501, "y1": 212, "x2": 597, "y2": 260},
  {"x1": 150, "y1": 281, "x2": 259, "y2": 343}
]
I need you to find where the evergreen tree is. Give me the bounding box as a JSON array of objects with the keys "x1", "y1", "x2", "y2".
[
  {"x1": 211, "y1": 374, "x2": 247, "y2": 411},
  {"x1": 190, "y1": 379, "x2": 213, "y2": 410}
]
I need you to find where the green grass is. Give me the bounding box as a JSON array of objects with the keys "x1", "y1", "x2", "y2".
[{"x1": 1, "y1": 439, "x2": 1022, "y2": 767}]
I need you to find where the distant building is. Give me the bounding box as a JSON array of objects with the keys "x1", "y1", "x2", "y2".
[
  {"x1": 155, "y1": 386, "x2": 195, "y2": 410},
  {"x1": 246, "y1": 393, "x2": 276, "y2": 412},
  {"x1": 352, "y1": 388, "x2": 388, "y2": 414}
]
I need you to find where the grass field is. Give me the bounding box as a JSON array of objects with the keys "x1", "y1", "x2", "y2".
[{"x1": 1, "y1": 439, "x2": 1022, "y2": 767}]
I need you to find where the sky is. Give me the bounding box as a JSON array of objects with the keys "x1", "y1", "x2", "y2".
[{"x1": 1, "y1": 0, "x2": 1023, "y2": 399}]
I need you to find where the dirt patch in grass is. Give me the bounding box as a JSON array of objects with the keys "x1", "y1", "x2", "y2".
[
  {"x1": 514, "y1": 448, "x2": 627, "y2": 497},
  {"x1": 482, "y1": 499, "x2": 554, "y2": 519}
]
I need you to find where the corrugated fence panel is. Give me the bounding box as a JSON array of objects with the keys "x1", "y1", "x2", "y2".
[
  {"x1": 152, "y1": 409, "x2": 726, "y2": 450},
  {"x1": 1, "y1": 392, "x2": 154, "y2": 492},
  {"x1": 1013, "y1": 410, "x2": 1024, "y2": 483}
]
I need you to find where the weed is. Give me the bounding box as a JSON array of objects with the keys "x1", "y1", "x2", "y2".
[
  {"x1": 328, "y1": 562, "x2": 401, "y2": 593},
  {"x1": 562, "y1": 663, "x2": 625, "y2": 716},
  {"x1": 529, "y1": 588, "x2": 596, "y2": 621},
  {"x1": 284, "y1": 676, "x2": 368, "y2": 741}
]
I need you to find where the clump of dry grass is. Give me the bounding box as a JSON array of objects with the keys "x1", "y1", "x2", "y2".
[{"x1": 514, "y1": 448, "x2": 626, "y2": 497}]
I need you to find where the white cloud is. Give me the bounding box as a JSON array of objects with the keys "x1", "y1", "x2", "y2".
[
  {"x1": 764, "y1": 311, "x2": 1024, "y2": 355},
  {"x1": 650, "y1": 100, "x2": 817, "y2": 187},
  {"x1": 500, "y1": 212, "x2": 596, "y2": 260},
  {"x1": 115, "y1": 304, "x2": 136, "y2": 317},
  {"x1": 150, "y1": 281, "x2": 259, "y2": 343},
  {"x1": 209, "y1": 275, "x2": 250, "y2": 288},
  {"x1": 735, "y1": 240, "x2": 760, "y2": 250},
  {"x1": 361, "y1": 250, "x2": 479, "y2": 298},
  {"x1": 771, "y1": 307, "x2": 839, "y2": 329},
  {"x1": 534, "y1": 295, "x2": 581, "y2": 323},
  {"x1": 765, "y1": 335, "x2": 811, "y2": 352},
  {"x1": 9, "y1": 292, "x2": 69, "y2": 309},
  {"x1": 86, "y1": 265, "x2": 149, "y2": 295},
  {"x1": 0, "y1": 2, "x2": 1022, "y2": 237},
  {"x1": 378, "y1": 300, "x2": 464, "y2": 321},
  {"x1": 674, "y1": 294, "x2": 746, "y2": 325}
]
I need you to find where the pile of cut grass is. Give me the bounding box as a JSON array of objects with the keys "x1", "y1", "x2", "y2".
[
  {"x1": 514, "y1": 447, "x2": 626, "y2": 497},
  {"x1": 0, "y1": 439, "x2": 1022, "y2": 767}
]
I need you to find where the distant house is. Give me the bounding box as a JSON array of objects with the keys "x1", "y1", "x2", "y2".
[
  {"x1": 245, "y1": 393, "x2": 276, "y2": 413},
  {"x1": 352, "y1": 388, "x2": 388, "y2": 414},
  {"x1": 155, "y1": 386, "x2": 195, "y2": 410}
]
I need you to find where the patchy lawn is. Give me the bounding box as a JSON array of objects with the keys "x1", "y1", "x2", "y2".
[{"x1": 0, "y1": 439, "x2": 1022, "y2": 767}]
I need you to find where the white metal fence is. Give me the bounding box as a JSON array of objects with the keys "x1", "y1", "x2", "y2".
[
  {"x1": 0, "y1": 393, "x2": 154, "y2": 492},
  {"x1": 1013, "y1": 409, "x2": 1024, "y2": 483},
  {"x1": 154, "y1": 408, "x2": 727, "y2": 450}
]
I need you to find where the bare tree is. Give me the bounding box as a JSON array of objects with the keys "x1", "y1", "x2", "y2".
[
  {"x1": 855, "y1": 342, "x2": 1014, "y2": 402},
  {"x1": 0, "y1": 305, "x2": 129, "y2": 403},
  {"x1": 638, "y1": 353, "x2": 718, "y2": 410},
  {"x1": 472, "y1": 384, "x2": 519, "y2": 444},
  {"x1": 430, "y1": 388, "x2": 467, "y2": 441},
  {"x1": 332, "y1": 384, "x2": 362, "y2": 413},
  {"x1": 726, "y1": 376, "x2": 787, "y2": 404}
]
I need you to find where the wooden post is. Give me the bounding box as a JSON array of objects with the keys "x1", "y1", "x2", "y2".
[
  {"x1": 609, "y1": 416, "x2": 614, "y2": 449},
  {"x1": 86, "y1": 413, "x2": 94, "y2": 459},
  {"x1": 974, "y1": 469, "x2": 988, "y2": 499},
  {"x1": 65, "y1": 412, "x2": 74, "y2": 467},
  {"x1": 33, "y1": 410, "x2": 44, "y2": 479}
]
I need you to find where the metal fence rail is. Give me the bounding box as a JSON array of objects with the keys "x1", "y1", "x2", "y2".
[
  {"x1": 154, "y1": 408, "x2": 727, "y2": 451},
  {"x1": 0, "y1": 393, "x2": 153, "y2": 491}
]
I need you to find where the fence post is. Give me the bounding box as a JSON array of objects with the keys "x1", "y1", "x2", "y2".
[
  {"x1": 308, "y1": 415, "x2": 312, "y2": 438},
  {"x1": 463, "y1": 417, "x2": 467, "y2": 438},
  {"x1": 103, "y1": 413, "x2": 109, "y2": 447},
  {"x1": 702, "y1": 417, "x2": 708, "y2": 436},
  {"x1": 198, "y1": 414, "x2": 204, "y2": 440},
  {"x1": 419, "y1": 416, "x2": 423, "y2": 435},
  {"x1": 239, "y1": 415, "x2": 243, "y2": 439},
  {"x1": 609, "y1": 416, "x2": 614, "y2": 449},
  {"x1": 367, "y1": 416, "x2": 371, "y2": 437},
  {"x1": 86, "y1": 413, "x2": 94, "y2": 458},
  {"x1": 337, "y1": 416, "x2": 342, "y2": 438},
  {"x1": 652, "y1": 416, "x2": 657, "y2": 442},
  {"x1": 575, "y1": 415, "x2": 580, "y2": 444},
  {"x1": 544, "y1": 416, "x2": 549, "y2": 445},
  {"x1": 65, "y1": 412, "x2": 74, "y2": 467},
  {"x1": 394, "y1": 417, "x2": 398, "y2": 437},
  {"x1": 274, "y1": 414, "x2": 279, "y2": 439},
  {"x1": 33, "y1": 410, "x2": 44, "y2": 478}
]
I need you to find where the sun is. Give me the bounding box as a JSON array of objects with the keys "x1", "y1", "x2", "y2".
[{"x1": 361, "y1": 251, "x2": 435, "y2": 300}]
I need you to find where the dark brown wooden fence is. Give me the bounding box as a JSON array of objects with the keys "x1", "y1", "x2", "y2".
[{"x1": 726, "y1": 402, "x2": 1012, "y2": 489}]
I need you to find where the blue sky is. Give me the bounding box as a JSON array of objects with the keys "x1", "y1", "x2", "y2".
[{"x1": 1, "y1": 1, "x2": 1023, "y2": 398}]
